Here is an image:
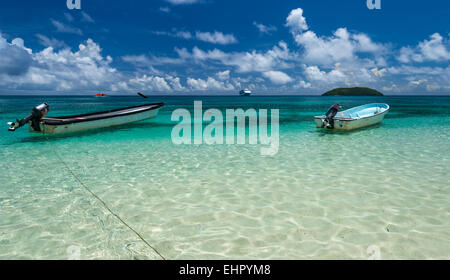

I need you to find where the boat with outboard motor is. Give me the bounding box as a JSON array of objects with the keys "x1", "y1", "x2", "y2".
[
  {"x1": 314, "y1": 103, "x2": 389, "y2": 131},
  {"x1": 8, "y1": 102, "x2": 164, "y2": 134}
]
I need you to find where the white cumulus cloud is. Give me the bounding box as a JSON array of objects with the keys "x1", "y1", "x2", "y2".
[
  {"x1": 0, "y1": 35, "x2": 121, "y2": 92},
  {"x1": 293, "y1": 27, "x2": 384, "y2": 66},
  {"x1": 51, "y1": 19, "x2": 82, "y2": 35},
  {"x1": 253, "y1": 22, "x2": 277, "y2": 34},
  {"x1": 187, "y1": 77, "x2": 235, "y2": 91},
  {"x1": 0, "y1": 35, "x2": 33, "y2": 76},
  {"x1": 216, "y1": 70, "x2": 230, "y2": 80},
  {"x1": 159, "y1": 7, "x2": 171, "y2": 13},
  {"x1": 165, "y1": 0, "x2": 200, "y2": 4},
  {"x1": 195, "y1": 31, "x2": 237, "y2": 45},
  {"x1": 152, "y1": 29, "x2": 237, "y2": 44},
  {"x1": 285, "y1": 8, "x2": 308, "y2": 34},
  {"x1": 304, "y1": 66, "x2": 347, "y2": 83},
  {"x1": 126, "y1": 75, "x2": 172, "y2": 92},
  {"x1": 36, "y1": 34, "x2": 67, "y2": 49},
  {"x1": 398, "y1": 33, "x2": 450, "y2": 63},
  {"x1": 262, "y1": 71, "x2": 293, "y2": 84},
  {"x1": 81, "y1": 12, "x2": 95, "y2": 23},
  {"x1": 179, "y1": 41, "x2": 295, "y2": 73}
]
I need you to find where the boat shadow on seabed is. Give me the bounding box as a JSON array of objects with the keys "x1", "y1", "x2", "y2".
[
  {"x1": 314, "y1": 122, "x2": 385, "y2": 137},
  {"x1": 13, "y1": 121, "x2": 171, "y2": 144}
]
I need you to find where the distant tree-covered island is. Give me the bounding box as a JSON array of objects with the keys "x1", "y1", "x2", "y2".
[{"x1": 322, "y1": 87, "x2": 384, "y2": 96}]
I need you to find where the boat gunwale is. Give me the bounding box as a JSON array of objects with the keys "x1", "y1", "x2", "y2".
[
  {"x1": 314, "y1": 103, "x2": 390, "y2": 122},
  {"x1": 41, "y1": 102, "x2": 164, "y2": 125}
]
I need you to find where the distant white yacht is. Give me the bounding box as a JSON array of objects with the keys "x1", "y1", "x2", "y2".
[{"x1": 239, "y1": 89, "x2": 251, "y2": 96}]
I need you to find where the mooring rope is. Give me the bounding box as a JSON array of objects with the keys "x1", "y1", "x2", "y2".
[{"x1": 46, "y1": 136, "x2": 166, "y2": 260}]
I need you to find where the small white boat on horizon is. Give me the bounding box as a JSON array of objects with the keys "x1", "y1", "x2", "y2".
[
  {"x1": 239, "y1": 89, "x2": 251, "y2": 96},
  {"x1": 314, "y1": 103, "x2": 389, "y2": 131}
]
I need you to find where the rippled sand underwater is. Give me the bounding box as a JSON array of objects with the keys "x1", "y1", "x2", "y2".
[{"x1": 0, "y1": 96, "x2": 449, "y2": 259}]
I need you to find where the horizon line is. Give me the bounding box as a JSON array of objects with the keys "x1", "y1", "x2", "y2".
[{"x1": 1, "y1": 94, "x2": 450, "y2": 97}]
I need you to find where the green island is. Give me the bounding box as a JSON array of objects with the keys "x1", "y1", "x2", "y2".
[{"x1": 322, "y1": 87, "x2": 384, "y2": 96}]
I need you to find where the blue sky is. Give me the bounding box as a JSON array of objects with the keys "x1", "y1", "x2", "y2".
[{"x1": 0, "y1": 0, "x2": 449, "y2": 95}]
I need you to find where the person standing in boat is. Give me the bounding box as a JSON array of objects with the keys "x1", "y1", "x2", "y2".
[{"x1": 323, "y1": 104, "x2": 343, "y2": 128}]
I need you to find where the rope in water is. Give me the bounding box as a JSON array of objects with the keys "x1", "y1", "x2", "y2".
[{"x1": 47, "y1": 136, "x2": 166, "y2": 260}]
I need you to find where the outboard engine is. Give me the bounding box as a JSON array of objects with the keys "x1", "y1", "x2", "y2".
[
  {"x1": 8, "y1": 103, "x2": 49, "y2": 132},
  {"x1": 321, "y1": 104, "x2": 342, "y2": 129}
]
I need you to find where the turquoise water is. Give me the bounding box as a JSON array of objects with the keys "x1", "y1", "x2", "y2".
[{"x1": 0, "y1": 95, "x2": 449, "y2": 259}]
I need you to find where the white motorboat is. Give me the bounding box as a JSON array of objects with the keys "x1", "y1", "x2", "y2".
[
  {"x1": 314, "y1": 103, "x2": 389, "y2": 131},
  {"x1": 239, "y1": 89, "x2": 251, "y2": 96},
  {"x1": 8, "y1": 102, "x2": 164, "y2": 134}
]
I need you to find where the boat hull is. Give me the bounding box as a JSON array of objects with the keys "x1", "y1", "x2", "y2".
[
  {"x1": 28, "y1": 103, "x2": 163, "y2": 134},
  {"x1": 314, "y1": 103, "x2": 389, "y2": 131}
]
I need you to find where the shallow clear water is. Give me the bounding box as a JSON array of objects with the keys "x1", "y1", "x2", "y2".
[{"x1": 0, "y1": 95, "x2": 449, "y2": 259}]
